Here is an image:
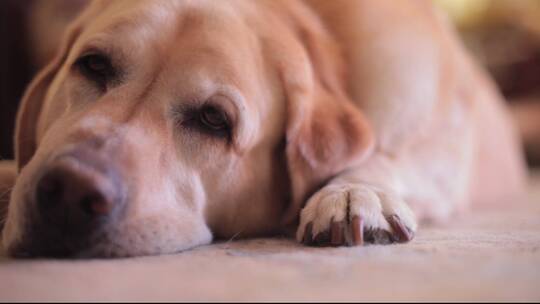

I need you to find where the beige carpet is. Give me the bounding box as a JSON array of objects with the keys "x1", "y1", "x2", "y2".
[{"x1": 0, "y1": 174, "x2": 539, "y2": 301}]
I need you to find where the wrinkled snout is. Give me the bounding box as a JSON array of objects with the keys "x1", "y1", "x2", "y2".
[{"x1": 12, "y1": 150, "x2": 126, "y2": 258}]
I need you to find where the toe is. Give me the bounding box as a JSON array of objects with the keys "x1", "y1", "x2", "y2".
[{"x1": 387, "y1": 214, "x2": 414, "y2": 243}]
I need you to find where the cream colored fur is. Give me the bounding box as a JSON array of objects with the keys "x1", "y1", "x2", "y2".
[{"x1": 1, "y1": 0, "x2": 527, "y2": 257}]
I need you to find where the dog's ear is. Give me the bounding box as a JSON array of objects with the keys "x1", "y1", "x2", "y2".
[
  {"x1": 14, "y1": 12, "x2": 90, "y2": 172},
  {"x1": 280, "y1": 13, "x2": 375, "y2": 224}
]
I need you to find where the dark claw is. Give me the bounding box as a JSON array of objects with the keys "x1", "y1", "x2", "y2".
[
  {"x1": 302, "y1": 222, "x2": 314, "y2": 245},
  {"x1": 302, "y1": 214, "x2": 413, "y2": 247},
  {"x1": 387, "y1": 214, "x2": 414, "y2": 243},
  {"x1": 351, "y1": 215, "x2": 364, "y2": 246},
  {"x1": 330, "y1": 220, "x2": 345, "y2": 246}
]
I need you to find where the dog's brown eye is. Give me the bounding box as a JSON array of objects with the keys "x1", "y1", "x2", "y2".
[
  {"x1": 175, "y1": 104, "x2": 232, "y2": 140},
  {"x1": 199, "y1": 106, "x2": 229, "y2": 131},
  {"x1": 74, "y1": 53, "x2": 115, "y2": 88}
]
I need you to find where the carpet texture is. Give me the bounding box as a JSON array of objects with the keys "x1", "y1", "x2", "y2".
[{"x1": 0, "y1": 174, "x2": 539, "y2": 301}]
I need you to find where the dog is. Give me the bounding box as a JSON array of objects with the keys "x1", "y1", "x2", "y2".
[{"x1": 1, "y1": 0, "x2": 527, "y2": 258}]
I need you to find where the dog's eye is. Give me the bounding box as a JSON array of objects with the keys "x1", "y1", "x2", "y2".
[
  {"x1": 177, "y1": 104, "x2": 231, "y2": 139},
  {"x1": 74, "y1": 53, "x2": 115, "y2": 88},
  {"x1": 199, "y1": 106, "x2": 229, "y2": 132}
]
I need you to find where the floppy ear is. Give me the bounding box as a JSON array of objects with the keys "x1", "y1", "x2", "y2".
[
  {"x1": 280, "y1": 14, "x2": 375, "y2": 224},
  {"x1": 14, "y1": 17, "x2": 86, "y2": 172}
]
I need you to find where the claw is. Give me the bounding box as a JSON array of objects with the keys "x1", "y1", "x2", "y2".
[
  {"x1": 302, "y1": 222, "x2": 314, "y2": 245},
  {"x1": 330, "y1": 220, "x2": 345, "y2": 246},
  {"x1": 387, "y1": 214, "x2": 413, "y2": 243},
  {"x1": 302, "y1": 215, "x2": 412, "y2": 247},
  {"x1": 351, "y1": 215, "x2": 364, "y2": 246}
]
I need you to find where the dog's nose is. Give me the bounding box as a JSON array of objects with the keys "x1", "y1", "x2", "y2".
[{"x1": 35, "y1": 156, "x2": 124, "y2": 234}]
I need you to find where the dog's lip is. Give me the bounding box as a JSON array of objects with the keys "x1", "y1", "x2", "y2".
[{"x1": 5, "y1": 223, "x2": 111, "y2": 259}]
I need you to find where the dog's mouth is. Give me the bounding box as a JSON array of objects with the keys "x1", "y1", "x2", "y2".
[
  {"x1": 6, "y1": 196, "x2": 116, "y2": 259},
  {"x1": 6, "y1": 223, "x2": 109, "y2": 259}
]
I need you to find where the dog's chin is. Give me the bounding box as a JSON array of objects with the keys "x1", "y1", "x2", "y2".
[
  {"x1": 5, "y1": 229, "x2": 212, "y2": 259},
  {"x1": 78, "y1": 228, "x2": 214, "y2": 258},
  {"x1": 3, "y1": 215, "x2": 214, "y2": 259}
]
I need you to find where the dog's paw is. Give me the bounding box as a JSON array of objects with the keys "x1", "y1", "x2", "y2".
[{"x1": 296, "y1": 183, "x2": 417, "y2": 246}]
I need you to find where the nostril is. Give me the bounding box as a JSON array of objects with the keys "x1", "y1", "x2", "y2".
[
  {"x1": 36, "y1": 172, "x2": 64, "y2": 209},
  {"x1": 22, "y1": 153, "x2": 125, "y2": 257},
  {"x1": 35, "y1": 158, "x2": 122, "y2": 225},
  {"x1": 80, "y1": 194, "x2": 113, "y2": 216}
]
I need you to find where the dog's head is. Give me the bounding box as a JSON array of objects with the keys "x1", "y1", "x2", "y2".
[{"x1": 3, "y1": 0, "x2": 373, "y2": 258}]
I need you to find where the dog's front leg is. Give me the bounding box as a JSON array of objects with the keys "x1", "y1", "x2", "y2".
[{"x1": 296, "y1": 154, "x2": 417, "y2": 246}]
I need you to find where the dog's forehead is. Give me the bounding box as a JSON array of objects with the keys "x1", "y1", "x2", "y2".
[
  {"x1": 63, "y1": 0, "x2": 275, "y2": 146},
  {"x1": 90, "y1": 0, "x2": 253, "y2": 39},
  {"x1": 81, "y1": 0, "x2": 262, "y2": 89}
]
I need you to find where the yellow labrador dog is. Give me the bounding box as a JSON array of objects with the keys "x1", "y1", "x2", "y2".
[{"x1": 1, "y1": 0, "x2": 526, "y2": 258}]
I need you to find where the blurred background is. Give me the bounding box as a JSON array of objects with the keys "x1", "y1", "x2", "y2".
[{"x1": 1, "y1": 0, "x2": 539, "y2": 167}]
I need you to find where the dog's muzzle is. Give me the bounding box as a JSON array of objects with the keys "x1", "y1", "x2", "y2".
[{"x1": 10, "y1": 149, "x2": 126, "y2": 258}]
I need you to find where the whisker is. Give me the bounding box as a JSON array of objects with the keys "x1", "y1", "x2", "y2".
[
  {"x1": 225, "y1": 230, "x2": 243, "y2": 244},
  {"x1": 0, "y1": 187, "x2": 13, "y2": 201}
]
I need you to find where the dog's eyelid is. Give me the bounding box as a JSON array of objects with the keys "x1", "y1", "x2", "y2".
[
  {"x1": 207, "y1": 94, "x2": 238, "y2": 128},
  {"x1": 74, "y1": 44, "x2": 115, "y2": 64},
  {"x1": 207, "y1": 87, "x2": 256, "y2": 153},
  {"x1": 78, "y1": 47, "x2": 106, "y2": 57},
  {"x1": 76, "y1": 38, "x2": 116, "y2": 57}
]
